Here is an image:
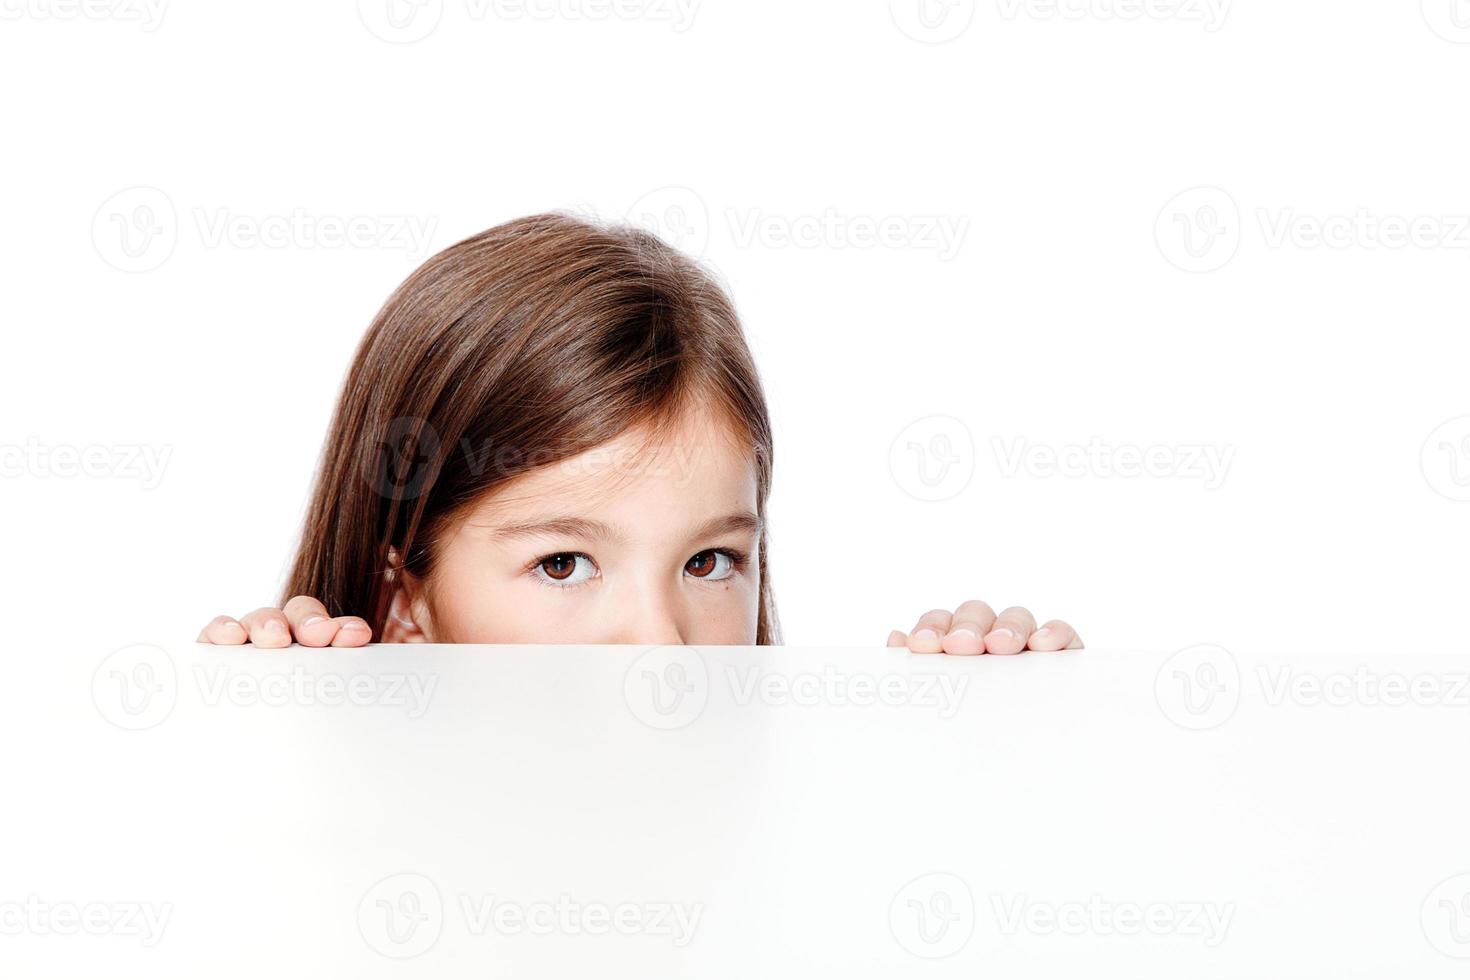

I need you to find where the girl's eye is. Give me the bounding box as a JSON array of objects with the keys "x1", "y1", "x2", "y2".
[
  {"x1": 685, "y1": 549, "x2": 742, "y2": 581},
  {"x1": 532, "y1": 552, "x2": 597, "y2": 588}
]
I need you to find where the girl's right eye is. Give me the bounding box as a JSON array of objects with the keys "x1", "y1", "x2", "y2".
[{"x1": 531, "y1": 552, "x2": 598, "y2": 588}]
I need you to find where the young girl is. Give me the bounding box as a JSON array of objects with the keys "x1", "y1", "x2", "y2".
[{"x1": 197, "y1": 213, "x2": 1081, "y2": 654}]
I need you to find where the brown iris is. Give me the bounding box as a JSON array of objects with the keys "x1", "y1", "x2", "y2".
[
  {"x1": 540, "y1": 554, "x2": 578, "y2": 581},
  {"x1": 686, "y1": 550, "x2": 718, "y2": 578}
]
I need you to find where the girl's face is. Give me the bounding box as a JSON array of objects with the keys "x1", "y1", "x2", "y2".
[{"x1": 388, "y1": 405, "x2": 762, "y2": 645}]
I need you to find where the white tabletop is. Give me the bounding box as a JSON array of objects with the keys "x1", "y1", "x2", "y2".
[{"x1": 5, "y1": 641, "x2": 1468, "y2": 977}]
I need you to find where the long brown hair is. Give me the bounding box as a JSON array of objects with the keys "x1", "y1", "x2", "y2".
[{"x1": 282, "y1": 212, "x2": 780, "y2": 643}]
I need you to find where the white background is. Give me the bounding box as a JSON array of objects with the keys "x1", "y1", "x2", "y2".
[
  {"x1": 2, "y1": 2, "x2": 1468, "y2": 649},
  {"x1": 3, "y1": 4, "x2": 1470, "y2": 976}
]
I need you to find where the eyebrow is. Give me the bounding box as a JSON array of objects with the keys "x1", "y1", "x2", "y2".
[{"x1": 491, "y1": 512, "x2": 763, "y2": 544}]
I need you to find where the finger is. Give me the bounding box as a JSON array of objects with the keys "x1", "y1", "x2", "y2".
[
  {"x1": 906, "y1": 608, "x2": 954, "y2": 654},
  {"x1": 887, "y1": 630, "x2": 907, "y2": 648},
  {"x1": 239, "y1": 607, "x2": 293, "y2": 649},
  {"x1": 284, "y1": 595, "x2": 339, "y2": 649},
  {"x1": 942, "y1": 599, "x2": 997, "y2": 656},
  {"x1": 1026, "y1": 619, "x2": 1078, "y2": 651},
  {"x1": 197, "y1": 615, "x2": 248, "y2": 645},
  {"x1": 330, "y1": 616, "x2": 373, "y2": 647},
  {"x1": 984, "y1": 605, "x2": 1038, "y2": 655}
]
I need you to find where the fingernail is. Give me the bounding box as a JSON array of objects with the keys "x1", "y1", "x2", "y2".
[
  {"x1": 301, "y1": 615, "x2": 325, "y2": 628},
  {"x1": 947, "y1": 627, "x2": 978, "y2": 640},
  {"x1": 223, "y1": 620, "x2": 244, "y2": 632},
  {"x1": 988, "y1": 627, "x2": 1016, "y2": 640},
  {"x1": 1033, "y1": 627, "x2": 1051, "y2": 638},
  {"x1": 265, "y1": 620, "x2": 287, "y2": 633},
  {"x1": 914, "y1": 628, "x2": 938, "y2": 640},
  {"x1": 341, "y1": 621, "x2": 369, "y2": 632}
]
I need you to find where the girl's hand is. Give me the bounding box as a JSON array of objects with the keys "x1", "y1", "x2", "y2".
[
  {"x1": 886, "y1": 601, "x2": 1082, "y2": 655},
  {"x1": 196, "y1": 596, "x2": 374, "y2": 648}
]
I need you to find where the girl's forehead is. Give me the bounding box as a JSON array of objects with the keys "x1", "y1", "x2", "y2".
[{"x1": 461, "y1": 409, "x2": 759, "y2": 528}]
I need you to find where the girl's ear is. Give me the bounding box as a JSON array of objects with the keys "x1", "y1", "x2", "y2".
[{"x1": 381, "y1": 549, "x2": 433, "y2": 643}]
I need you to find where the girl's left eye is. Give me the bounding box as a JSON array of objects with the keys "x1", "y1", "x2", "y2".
[
  {"x1": 685, "y1": 549, "x2": 743, "y2": 581},
  {"x1": 531, "y1": 552, "x2": 598, "y2": 588}
]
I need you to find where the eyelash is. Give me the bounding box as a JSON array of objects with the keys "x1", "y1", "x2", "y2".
[{"x1": 525, "y1": 548, "x2": 751, "y2": 590}]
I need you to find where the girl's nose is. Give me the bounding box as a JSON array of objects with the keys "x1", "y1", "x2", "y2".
[{"x1": 608, "y1": 584, "x2": 686, "y2": 646}]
